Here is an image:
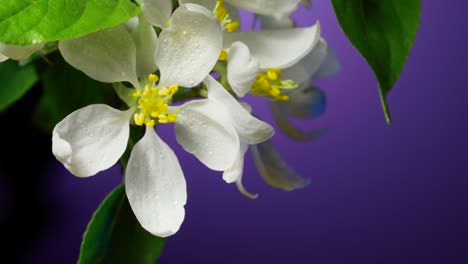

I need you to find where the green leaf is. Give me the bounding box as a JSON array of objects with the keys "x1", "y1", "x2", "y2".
[
  {"x1": 33, "y1": 52, "x2": 111, "y2": 132},
  {"x1": 331, "y1": 0, "x2": 421, "y2": 124},
  {"x1": 79, "y1": 184, "x2": 165, "y2": 264},
  {"x1": 0, "y1": 0, "x2": 140, "y2": 45},
  {"x1": 0, "y1": 60, "x2": 38, "y2": 112}
]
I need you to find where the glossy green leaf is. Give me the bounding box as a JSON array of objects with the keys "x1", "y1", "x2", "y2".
[
  {"x1": 0, "y1": 60, "x2": 38, "y2": 112},
  {"x1": 0, "y1": 0, "x2": 140, "y2": 45},
  {"x1": 33, "y1": 52, "x2": 110, "y2": 132},
  {"x1": 331, "y1": 0, "x2": 421, "y2": 123},
  {"x1": 78, "y1": 184, "x2": 165, "y2": 264}
]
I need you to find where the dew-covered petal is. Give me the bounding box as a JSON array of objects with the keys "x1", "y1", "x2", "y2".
[
  {"x1": 156, "y1": 4, "x2": 222, "y2": 87},
  {"x1": 126, "y1": 127, "x2": 187, "y2": 237},
  {"x1": 0, "y1": 43, "x2": 44, "y2": 60},
  {"x1": 223, "y1": 22, "x2": 320, "y2": 69},
  {"x1": 251, "y1": 139, "x2": 310, "y2": 191},
  {"x1": 283, "y1": 85, "x2": 326, "y2": 119},
  {"x1": 127, "y1": 16, "x2": 159, "y2": 77},
  {"x1": 227, "y1": 42, "x2": 260, "y2": 97},
  {"x1": 269, "y1": 101, "x2": 326, "y2": 141},
  {"x1": 204, "y1": 75, "x2": 274, "y2": 144},
  {"x1": 52, "y1": 105, "x2": 132, "y2": 177},
  {"x1": 59, "y1": 25, "x2": 140, "y2": 88},
  {"x1": 174, "y1": 100, "x2": 240, "y2": 171},
  {"x1": 142, "y1": 0, "x2": 173, "y2": 28},
  {"x1": 313, "y1": 45, "x2": 340, "y2": 80},
  {"x1": 281, "y1": 38, "x2": 328, "y2": 85},
  {"x1": 226, "y1": 0, "x2": 300, "y2": 16}
]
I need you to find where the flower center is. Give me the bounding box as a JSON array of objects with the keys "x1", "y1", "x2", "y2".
[
  {"x1": 213, "y1": 0, "x2": 239, "y2": 32},
  {"x1": 251, "y1": 69, "x2": 298, "y2": 101},
  {"x1": 132, "y1": 74, "x2": 178, "y2": 127}
]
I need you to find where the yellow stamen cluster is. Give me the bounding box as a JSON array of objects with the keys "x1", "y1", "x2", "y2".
[
  {"x1": 132, "y1": 74, "x2": 178, "y2": 127},
  {"x1": 251, "y1": 69, "x2": 298, "y2": 101},
  {"x1": 218, "y1": 49, "x2": 228, "y2": 61},
  {"x1": 214, "y1": 0, "x2": 239, "y2": 32}
]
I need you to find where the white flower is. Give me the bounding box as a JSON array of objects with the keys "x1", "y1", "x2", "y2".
[
  {"x1": 53, "y1": 4, "x2": 249, "y2": 237},
  {"x1": 181, "y1": 0, "x2": 303, "y2": 17},
  {"x1": 179, "y1": 0, "x2": 321, "y2": 95},
  {"x1": 202, "y1": 76, "x2": 274, "y2": 199}
]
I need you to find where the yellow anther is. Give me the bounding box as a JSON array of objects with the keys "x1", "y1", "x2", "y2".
[
  {"x1": 134, "y1": 113, "x2": 145, "y2": 126},
  {"x1": 213, "y1": 0, "x2": 239, "y2": 32},
  {"x1": 215, "y1": 7, "x2": 228, "y2": 22},
  {"x1": 218, "y1": 50, "x2": 228, "y2": 61},
  {"x1": 270, "y1": 87, "x2": 281, "y2": 97},
  {"x1": 167, "y1": 20, "x2": 171, "y2": 27},
  {"x1": 250, "y1": 68, "x2": 297, "y2": 101},
  {"x1": 226, "y1": 22, "x2": 239, "y2": 32},
  {"x1": 167, "y1": 113, "x2": 178, "y2": 122},
  {"x1": 144, "y1": 119, "x2": 156, "y2": 128},
  {"x1": 132, "y1": 89, "x2": 141, "y2": 98},
  {"x1": 169, "y1": 85, "x2": 179, "y2": 94},
  {"x1": 159, "y1": 87, "x2": 170, "y2": 96},
  {"x1": 267, "y1": 70, "x2": 279, "y2": 81},
  {"x1": 148, "y1": 74, "x2": 159, "y2": 83},
  {"x1": 269, "y1": 68, "x2": 281, "y2": 75},
  {"x1": 132, "y1": 82, "x2": 178, "y2": 127}
]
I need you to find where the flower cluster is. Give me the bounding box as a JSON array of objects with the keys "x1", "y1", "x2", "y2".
[{"x1": 2, "y1": 0, "x2": 339, "y2": 237}]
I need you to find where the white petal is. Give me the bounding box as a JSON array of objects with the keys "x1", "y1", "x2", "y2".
[
  {"x1": 281, "y1": 38, "x2": 328, "y2": 86},
  {"x1": 52, "y1": 105, "x2": 132, "y2": 177},
  {"x1": 204, "y1": 75, "x2": 274, "y2": 144},
  {"x1": 59, "y1": 25, "x2": 140, "y2": 88},
  {"x1": 223, "y1": 141, "x2": 248, "y2": 183},
  {"x1": 0, "y1": 43, "x2": 44, "y2": 60},
  {"x1": 174, "y1": 100, "x2": 240, "y2": 171},
  {"x1": 223, "y1": 141, "x2": 258, "y2": 199},
  {"x1": 223, "y1": 22, "x2": 321, "y2": 69},
  {"x1": 226, "y1": 0, "x2": 300, "y2": 16},
  {"x1": 127, "y1": 17, "x2": 159, "y2": 77},
  {"x1": 236, "y1": 174, "x2": 259, "y2": 199},
  {"x1": 156, "y1": 4, "x2": 222, "y2": 87},
  {"x1": 259, "y1": 14, "x2": 294, "y2": 29},
  {"x1": 126, "y1": 127, "x2": 187, "y2": 237},
  {"x1": 227, "y1": 42, "x2": 260, "y2": 97},
  {"x1": 251, "y1": 139, "x2": 310, "y2": 191},
  {"x1": 313, "y1": 45, "x2": 340, "y2": 80},
  {"x1": 283, "y1": 85, "x2": 326, "y2": 119},
  {"x1": 142, "y1": 0, "x2": 173, "y2": 28},
  {"x1": 179, "y1": 0, "x2": 241, "y2": 28},
  {"x1": 269, "y1": 101, "x2": 326, "y2": 141}
]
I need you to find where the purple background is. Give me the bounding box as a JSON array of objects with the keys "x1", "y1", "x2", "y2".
[{"x1": 4, "y1": 1, "x2": 468, "y2": 263}]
